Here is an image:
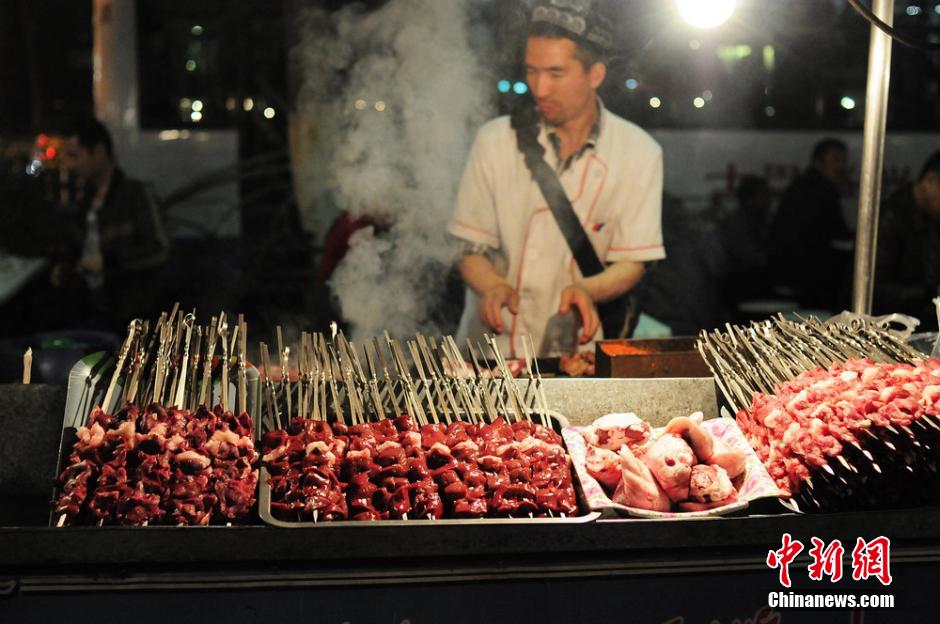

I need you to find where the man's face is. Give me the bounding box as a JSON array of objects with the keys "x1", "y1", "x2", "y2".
[
  {"x1": 815, "y1": 148, "x2": 848, "y2": 186},
  {"x1": 64, "y1": 137, "x2": 107, "y2": 182},
  {"x1": 525, "y1": 36, "x2": 605, "y2": 128}
]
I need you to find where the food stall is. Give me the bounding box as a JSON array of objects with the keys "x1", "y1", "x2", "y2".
[{"x1": 2, "y1": 304, "x2": 939, "y2": 623}]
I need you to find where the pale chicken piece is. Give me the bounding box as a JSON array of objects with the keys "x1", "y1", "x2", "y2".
[
  {"x1": 582, "y1": 413, "x2": 651, "y2": 452},
  {"x1": 664, "y1": 412, "x2": 713, "y2": 460},
  {"x1": 612, "y1": 446, "x2": 672, "y2": 512},
  {"x1": 642, "y1": 433, "x2": 695, "y2": 503},
  {"x1": 665, "y1": 412, "x2": 747, "y2": 479},
  {"x1": 585, "y1": 445, "x2": 622, "y2": 490},
  {"x1": 688, "y1": 464, "x2": 736, "y2": 504}
]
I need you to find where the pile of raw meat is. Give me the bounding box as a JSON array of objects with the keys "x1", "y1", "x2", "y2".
[
  {"x1": 737, "y1": 358, "x2": 940, "y2": 500},
  {"x1": 582, "y1": 413, "x2": 747, "y2": 512},
  {"x1": 261, "y1": 415, "x2": 578, "y2": 521},
  {"x1": 54, "y1": 404, "x2": 259, "y2": 526}
]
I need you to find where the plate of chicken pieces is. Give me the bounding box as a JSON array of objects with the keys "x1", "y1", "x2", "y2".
[{"x1": 563, "y1": 412, "x2": 786, "y2": 518}]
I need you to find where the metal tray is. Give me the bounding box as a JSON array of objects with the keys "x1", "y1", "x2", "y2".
[
  {"x1": 49, "y1": 352, "x2": 262, "y2": 528},
  {"x1": 258, "y1": 411, "x2": 600, "y2": 527}
]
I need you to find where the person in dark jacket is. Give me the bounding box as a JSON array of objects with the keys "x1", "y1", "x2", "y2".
[
  {"x1": 769, "y1": 139, "x2": 852, "y2": 310},
  {"x1": 56, "y1": 118, "x2": 169, "y2": 327},
  {"x1": 874, "y1": 151, "x2": 940, "y2": 328}
]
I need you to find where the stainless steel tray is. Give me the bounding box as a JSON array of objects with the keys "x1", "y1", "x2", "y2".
[
  {"x1": 49, "y1": 352, "x2": 262, "y2": 527},
  {"x1": 258, "y1": 411, "x2": 600, "y2": 527}
]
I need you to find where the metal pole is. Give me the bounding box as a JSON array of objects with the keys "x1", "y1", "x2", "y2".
[
  {"x1": 852, "y1": 0, "x2": 894, "y2": 315},
  {"x1": 93, "y1": 0, "x2": 139, "y2": 150}
]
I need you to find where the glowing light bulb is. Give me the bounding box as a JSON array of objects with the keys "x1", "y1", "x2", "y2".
[{"x1": 676, "y1": 0, "x2": 737, "y2": 29}]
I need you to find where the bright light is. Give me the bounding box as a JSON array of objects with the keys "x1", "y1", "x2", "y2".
[
  {"x1": 513, "y1": 81, "x2": 528, "y2": 95},
  {"x1": 354, "y1": 99, "x2": 367, "y2": 110},
  {"x1": 764, "y1": 105, "x2": 776, "y2": 117},
  {"x1": 840, "y1": 96, "x2": 856, "y2": 110},
  {"x1": 906, "y1": 5, "x2": 922, "y2": 16},
  {"x1": 190, "y1": 111, "x2": 203, "y2": 122},
  {"x1": 649, "y1": 97, "x2": 662, "y2": 109},
  {"x1": 26, "y1": 160, "x2": 42, "y2": 176},
  {"x1": 185, "y1": 59, "x2": 197, "y2": 72},
  {"x1": 191, "y1": 99, "x2": 204, "y2": 112},
  {"x1": 497, "y1": 80, "x2": 511, "y2": 93},
  {"x1": 703, "y1": 89, "x2": 713, "y2": 101},
  {"x1": 936, "y1": 4, "x2": 940, "y2": 14},
  {"x1": 158, "y1": 130, "x2": 181, "y2": 141},
  {"x1": 693, "y1": 96, "x2": 705, "y2": 108},
  {"x1": 191, "y1": 25, "x2": 203, "y2": 35},
  {"x1": 374, "y1": 101, "x2": 386, "y2": 112},
  {"x1": 676, "y1": 0, "x2": 737, "y2": 29},
  {"x1": 263, "y1": 107, "x2": 276, "y2": 119},
  {"x1": 243, "y1": 98, "x2": 254, "y2": 112},
  {"x1": 763, "y1": 45, "x2": 775, "y2": 71},
  {"x1": 625, "y1": 78, "x2": 638, "y2": 90}
]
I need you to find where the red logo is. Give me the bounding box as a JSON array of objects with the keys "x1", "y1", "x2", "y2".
[
  {"x1": 766, "y1": 532, "x2": 804, "y2": 588},
  {"x1": 808, "y1": 537, "x2": 845, "y2": 582},
  {"x1": 851, "y1": 536, "x2": 893, "y2": 586}
]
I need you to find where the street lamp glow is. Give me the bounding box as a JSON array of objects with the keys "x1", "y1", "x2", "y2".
[
  {"x1": 840, "y1": 96, "x2": 856, "y2": 110},
  {"x1": 190, "y1": 111, "x2": 203, "y2": 122},
  {"x1": 649, "y1": 97, "x2": 662, "y2": 109},
  {"x1": 497, "y1": 80, "x2": 511, "y2": 93},
  {"x1": 512, "y1": 82, "x2": 528, "y2": 95},
  {"x1": 243, "y1": 98, "x2": 254, "y2": 112},
  {"x1": 263, "y1": 107, "x2": 276, "y2": 119},
  {"x1": 625, "y1": 78, "x2": 638, "y2": 90},
  {"x1": 676, "y1": 0, "x2": 737, "y2": 29},
  {"x1": 191, "y1": 99, "x2": 204, "y2": 112},
  {"x1": 693, "y1": 96, "x2": 705, "y2": 108}
]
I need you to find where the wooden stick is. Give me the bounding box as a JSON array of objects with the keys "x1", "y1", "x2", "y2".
[{"x1": 22, "y1": 348, "x2": 32, "y2": 385}]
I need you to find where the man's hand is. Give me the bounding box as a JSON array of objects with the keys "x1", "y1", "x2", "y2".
[
  {"x1": 479, "y1": 282, "x2": 519, "y2": 334},
  {"x1": 559, "y1": 284, "x2": 600, "y2": 344}
]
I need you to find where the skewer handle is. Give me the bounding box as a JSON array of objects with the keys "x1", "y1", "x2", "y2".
[{"x1": 22, "y1": 348, "x2": 32, "y2": 385}]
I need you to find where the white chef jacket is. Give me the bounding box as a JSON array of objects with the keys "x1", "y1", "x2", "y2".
[{"x1": 448, "y1": 105, "x2": 665, "y2": 357}]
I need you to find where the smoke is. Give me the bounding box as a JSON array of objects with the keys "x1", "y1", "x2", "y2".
[{"x1": 294, "y1": 0, "x2": 494, "y2": 340}]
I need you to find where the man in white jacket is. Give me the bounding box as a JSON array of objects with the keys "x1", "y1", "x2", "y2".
[{"x1": 449, "y1": 0, "x2": 665, "y2": 357}]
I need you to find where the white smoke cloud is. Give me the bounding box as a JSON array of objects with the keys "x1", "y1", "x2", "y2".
[{"x1": 294, "y1": 0, "x2": 494, "y2": 340}]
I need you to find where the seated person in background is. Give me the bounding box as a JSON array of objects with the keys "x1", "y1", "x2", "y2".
[
  {"x1": 874, "y1": 151, "x2": 940, "y2": 328},
  {"x1": 56, "y1": 118, "x2": 169, "y2": 327},
  {"x1": 769, "y1": 138, "x2": 852, "y2": 311},
  {"x1": 717, "y1": 175, "x2": 773, "y2": 311}
]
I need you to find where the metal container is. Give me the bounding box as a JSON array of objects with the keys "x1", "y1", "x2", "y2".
[
  {"x1": 595, "y1": 337, "x2": 711, "y2": 379},
  {"x1": 49, "y1": 353, "x2": 262, "y2": 527},
  {"x1": 258, "y1": 411, "x2": 600, "y2": 527}
]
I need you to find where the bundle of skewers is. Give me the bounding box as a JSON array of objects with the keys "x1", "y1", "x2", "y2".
[
  {"x1": 697, "y1": 314, "x2": 940, "y2": 513},
  {"x1": 53, "y1": 305, "x2": 259, "y2": 527},
  {"x1": 258, "y1": 331, "x2": 580, "y2": 522}
]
